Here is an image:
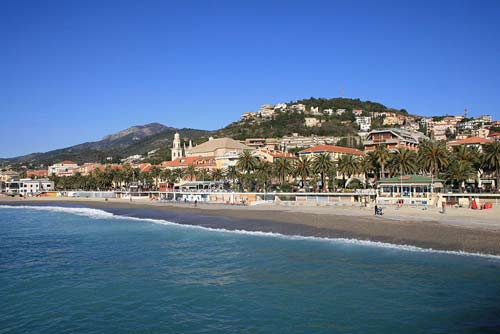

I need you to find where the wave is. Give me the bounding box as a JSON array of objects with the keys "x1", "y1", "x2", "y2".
[{"x1": 2, "y1": 204, "x2": 500, "y2": 260}]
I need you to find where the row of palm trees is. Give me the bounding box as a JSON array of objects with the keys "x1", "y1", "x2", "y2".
[{"x1": 49, "y1": 141, "x2": 500, "y2": 192}]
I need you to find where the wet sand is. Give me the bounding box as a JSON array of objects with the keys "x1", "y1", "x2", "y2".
[{"x1": 2, "y1": 197, "x2": 500, "y2": 256}]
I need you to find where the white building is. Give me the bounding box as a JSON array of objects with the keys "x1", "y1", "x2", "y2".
[
  {"x1": 48, "y1": 161, "x2": 79, "y2": 177},
  {"x1": 18, "y1": 178, "x2": 54, "y2": 195},
  {"x1": 304, "y1": 117, "x2": 322, "y2": 128},
  {"x1": 336, "y1": 109, "x2": 346, "y2": 116},
  {"x1": 355, "y1": 116, "x2": 372, "y2": 131}
]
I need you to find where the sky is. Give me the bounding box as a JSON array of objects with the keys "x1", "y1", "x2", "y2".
[{"x1": 1, "y1": 0, "x2": 499, "y2": 157}]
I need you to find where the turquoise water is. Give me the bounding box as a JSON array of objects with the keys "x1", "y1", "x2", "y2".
[{"x1": 1, "y1": 206, "x2": 500, "y2": 333}]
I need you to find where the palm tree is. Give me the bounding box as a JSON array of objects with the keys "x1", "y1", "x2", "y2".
[
  {"x1": 391, "y1": 148, "x2": 417, "y2": 176},
  {"x1": 359, "y1": 154, "x2": 374, "y2": 188},
  {"x1": 294, "y1": 156, "x2": 312, "y2": 190},
  {"x1": 172, "y1": 168, "x2": 184, "y2": 183},
  {"x1": 150, "y1": 166, "x2": 162, "y2": 190},
  {"x1": 236, "y1": 150, "x2": 258, "y2": 175},
  {"x1": 312, "y1": 153, "x2": 334, "y2": 192},
  {"x1": 254, "y1": 161, "x2": 273, "y2": 191},
  {"x1": 445, "y1": 160, "x2": 475, "y2": 192},
  {"x1": 418, "y1": 140, "x2": 449, "y2": 179},
  {"x1": 225, "y1": 166, "x2": 240, "y2": 190},
  {"x1": 483, "y1": 142, "x2": 500, "y2": 192},
  {"x1": 196, "y1": 168, "x2": 210, "y2": 182},
  {"x1": 373, "y1": 144, "x2": 390, "y2": 179},
  {"x1": 273, "y1": 158, "x2": 292, "y2": 186},
  {"x1": 185, "y1": 164, "x2": 196, "y2": 181},
  {"x1": 211, "y1": 169, "x2": 224, "y2": 182},
  {"x1": 337, "y1": 154, "x2": 359, "y2": 188}
]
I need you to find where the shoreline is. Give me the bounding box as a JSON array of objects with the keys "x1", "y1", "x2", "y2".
[{"x1": 2, "y1": 197, "x2": 500, "y2": 256}]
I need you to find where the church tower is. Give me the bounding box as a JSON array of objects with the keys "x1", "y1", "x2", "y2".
[{"x1": 171, "y1": 132, "x2": 183, "y2": 161}]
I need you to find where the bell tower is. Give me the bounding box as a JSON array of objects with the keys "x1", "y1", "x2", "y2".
[{"x1": 171, "y1": 132, "x2": 182, "y2": 161}]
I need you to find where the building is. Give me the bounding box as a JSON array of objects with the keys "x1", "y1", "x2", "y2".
[
  {"x1": 363, "y1": 129, "x2": 423, "y2": 152},
  {"x1": 77, "y1": 163, "x2": 104, "y2": 176},
  {"x1": 377, "y1": 175, "x2": 444, "y2": 205},
  {"x1": 447, "y1": 136, "x2": 493, "y2": 151},
  {"x1": 355, "y1": 116, "x2": 371, "y2": 131},
  {"x1": 473, "y1": 128, "x2": 490, "y2": 138},
  {"x1": 478, "y1": 115, "x2": 493, "y2": 123},
  {"x1": 186, "y1": 137, "x2": 253, "y2": 158},
  {"x1": 26, "y1": 169, "x2": 49, "y2": 178},
  {"x1": 488, "y1": 132, "x2": 500, "y2": 142},
  {"x1": 253, "y1": 149, "x2": 296, "y2": 163},
  {"x1": 383, "y1": 116, "x2": 403, "y2": 126},
  {"x1": 279, "y1": 134, "x2": 339, "y2": 150},
  {"x1": 18, "y1": 178, "x2": 54, "y2": 195},
  {"x1": 352, "y1": 109, "x2": 363, "y2": 116},
  {"x1": 304, "y1": 117, "x2": 322, "y2": 127},
  {"x1": 48, "y1": 161, "x2": 79, "y2": 177},
  {"x1": 0, "y1": 170, "x2": 20, "y2": 182},
  {"x1": 171, "y1": 132, "x2": 183, "y2": 161},
  {"x1": 243, "y1": 138, "x2": 278, "y2": 150},
  {"x1": 298, "y1": 145, "x2": 363, "y2": 161}
]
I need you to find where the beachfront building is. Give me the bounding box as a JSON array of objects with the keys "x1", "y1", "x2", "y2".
[
  {"x1": 48, "y1": 161, "x2": 79, "y2": 177},
  {"x1": 377, "y1": 175, "x2": 444, "y2": 205},
  {"x1": 18, "y1": 178, "x2": 54, "y2": 195},
  {"x1": 363, "y1": 129, "x2": 423, "y2": 152}
]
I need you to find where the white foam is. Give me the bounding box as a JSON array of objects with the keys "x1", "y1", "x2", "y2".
[{"x1": 2, "y1": 204, "x2": 500, "y2": 260}]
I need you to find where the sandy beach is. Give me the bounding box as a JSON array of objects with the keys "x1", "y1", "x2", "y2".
[{"x1": 1, "y1": 197, "x2": 500, "y2": 256}]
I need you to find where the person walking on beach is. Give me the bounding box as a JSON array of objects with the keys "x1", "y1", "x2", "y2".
[{"x1": 374, "y1": 204, "x2": 378, "y2": 216}]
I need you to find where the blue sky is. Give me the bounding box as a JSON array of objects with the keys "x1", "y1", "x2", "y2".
[{"x1": 1, "y1": 0, "x2": 499, "y2": 157}]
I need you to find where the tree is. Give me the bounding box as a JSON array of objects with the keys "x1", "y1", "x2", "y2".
[
  {"x1": 254, "y1": 161, "x2": 273, "y2": 191},
  {"x1": 293, "y1": 156, "x2": 312, "y2": 190},
  {"x1": 196, "y1": 168, "x2": 210, "y2": 182},
  {"x1": 445, "y1": 160, "x2": 475, "y2": 192},
  {"x1": 211, "y1": 169, "x2": 224, "y2": 182},
  {"x1": 359, "y1": 154, "x2": 375, "y2": 188},
  {"x1": 172, "y1": 168, "x2": 184, "y2": 183},
  {"x1": 418, "y1": 140, "x2": 449, "y2": 179},
  {"x1": 273, "y1": 158, "x2": 293, "y2": 186},
  {"x1": 373, "y1": 144, "x2": 390, "y2": 179},
  {"x1": 337, "y1": 154, "x2": 359, "y2": 188},
  {"x1": 391, "y1": 148, "x2": 417, "y2": 176},
  {"x1": 225, "y1": 166, "x2": 240, "y2": 190},
  {"x1": 483, "y1": 142, "x2": 500, "y2": 192},
  {"x1": 185, "y1": 164, "x2": 196, "y2": 181},
  {"x1": 236, "y1": 150, "x2": 258, "y2": 175},
  {"x1": 150, "y1": 166, "x2": 162, "y2": 190},
  {"x1": 312, "y1": 153, "x2": 334, "y2": 192}
]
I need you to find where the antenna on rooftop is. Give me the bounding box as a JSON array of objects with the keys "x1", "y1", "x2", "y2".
[{"x1": 464, "y1": 108, "x2": 468, "y2": 119}]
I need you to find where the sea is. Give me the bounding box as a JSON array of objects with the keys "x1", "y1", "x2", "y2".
[{"x1": 1, "y1": 205, "x2": 500, "y2": 334}]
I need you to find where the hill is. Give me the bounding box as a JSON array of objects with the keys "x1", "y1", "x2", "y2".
[
  {"x1": 215, "y1": 97, "x2": 405, "y2": 140},
  {"x1": 1, "y1": 124, "x2": 211, "y2": 167}
]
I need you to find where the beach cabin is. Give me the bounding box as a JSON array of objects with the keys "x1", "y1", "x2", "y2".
[{"x1": 377, "y1": 175, "x2": 443, "y2": 206}]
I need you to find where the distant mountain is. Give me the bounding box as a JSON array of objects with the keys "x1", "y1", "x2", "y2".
[{"x1": 1, "y1": 123, "x2": 212, "y2": 167}]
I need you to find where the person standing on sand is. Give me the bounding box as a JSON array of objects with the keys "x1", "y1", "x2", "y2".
[{"x1": 374, "y1": 204, "x2": 378, "y2": 215}]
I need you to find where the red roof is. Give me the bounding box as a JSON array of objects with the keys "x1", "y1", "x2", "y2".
[
  {"x1": 299, "y1": 145, "x2": 363, "y2": 156},
  {"x1": 488, "y1": 132, "x2": 500, "y2": 138},
  {"x1": 61, "y1": 160, "x2": 76, "y2": 165},
  {"x1": 26, "y1": 169, "x2": 48, "y2": 177},
  {"x1": 161, "y1": 156, "x2": 201, "y2": 168},
  {"x1": 448, "y1": 137, "x2": 493, "y2": 146}
]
